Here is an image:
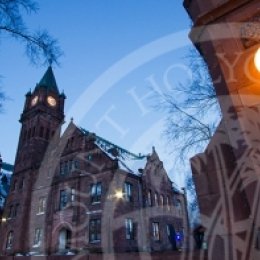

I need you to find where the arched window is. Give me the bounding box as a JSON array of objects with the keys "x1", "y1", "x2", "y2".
[
  {"x1": 154, "y1": 193, "x2": 159, "y2": 206},
  {"x1": 6, "y1": 231, "x2": 14, "y2": 249},
  {"x1": 147, "y1": 190, "x2": 152, "y2": 207},
  {"x1": 58, "y1": 228, "x2": 71, "y2": 251},
  {"x1": 176, "y1": 199, "x2": 182, "y2": 215}
]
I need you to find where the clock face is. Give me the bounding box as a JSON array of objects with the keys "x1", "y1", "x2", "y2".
[
  {"x1": 47, "y1": 96, "x2": 57, "y2": 107},
  {"x1": 31, "y1": 96, "x2": 38, "y2": 106}
]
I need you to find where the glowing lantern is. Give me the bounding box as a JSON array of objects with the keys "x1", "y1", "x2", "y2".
[{"x1": 254, "y1": 47, "x2": 260, "y2": 73}]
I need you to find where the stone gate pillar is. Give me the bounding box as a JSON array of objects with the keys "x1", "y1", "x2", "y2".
[{"x1": 184, "y1": 1, "x2": 260, "y2": 260}]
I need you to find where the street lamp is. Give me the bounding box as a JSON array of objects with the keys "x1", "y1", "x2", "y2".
[
  {"x1": 114, "y1": 190, "x2": 124, "y2": 199},
  {"x1": 254, "y1": 47, "x2": 260, "y2": 73}
]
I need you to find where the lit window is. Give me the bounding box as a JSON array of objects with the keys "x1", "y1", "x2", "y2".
[
  {"x1": 152, "y1": 222, "x2": 160, "y2": 241},
  {"x1": 86, "y1": 154, "x2": 93, "y2": 161},
  {"x1": 60, "y1": 190, "x2": 68, "y2": 210},
  {"x1": 37, "y1": 197, "x2": 46, "y2": 214},
  {"x1": 147, "y1": 190, "x2": 152, "y2": 207},
  {"x1": 91, "y1": 183, "x2": 102, "y2": 203},
  {"x1": 154, "y1": 193, "x2": 159, "y2": 206},
  {"x1": 89, "y1": 219, "x2": 101, "y2": 242},
  {"x1": 71, "y1": 188, "x2": 76, "y2": 202},
  {"x1": 124, "y1": 182, "x2": 133, "y2": 202},
  {"x1": 33, "y1": 228, "x2": 42, "y2": 246},
  {"x1": 6, "y1": 231, "x2": 14, "y2": 249},
  {"x1": 125, "y1": 218, "x2": 134, "y2": 240}
]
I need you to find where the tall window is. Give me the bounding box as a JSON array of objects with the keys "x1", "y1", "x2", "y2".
[
  {"x1": 38, "y1": 197, "x2": 46, "y2": 214},
  {"x1": 60, "y1": 162, "x2": 64, "y2": 175},
  {"x1": 154, "y1": 193, "x2": 159, "y2": 206},
  {"x1": 64, "y1": 162, "x2": 69, "y2": 175},
  {"x1": 69, "y1": 160, "x2": 73, "y2": 171},
  {"x1": 8, "y1": 206, "x2": 13, "y2": 218},
  {"x1": 125, "y1": 218, "x2": 134, "y2": 240},
  {"x1": 160, "y1": 195, "x2": 164, "y2": 206},
  {"x1": 89, "y1": 219, "x2": 101, "y2": 243},
  {"x1": 74, "y1": 160, "x2": 80, "y2": 169},
  {"x1": 91, "y1": 183, "x2": 102, "y2": 203},
  {"x1": 176, "y1": 199, "x2": 182, "y2": 215},
  {"x1": 6, "y1": 231, "x2": 14, "y2": 249},
  {"x1": 152, "y1": 222, "x2": 160, "y2": 241},
  {"x1": 13, "y1": 204, "x2": 19, "y2": 217},
  {"x1": 71, "y1": 188, "x2": 76, "y2": 202},
  {"x1": 147, "y1": 190, "x2": 152, "y2": 207},
  {"x1": 60, "y1": 190, "x2": 68, "y2": 210},
  {"x1": 33, "y1": 228, "x2": 42, "y2": 246},
  {"x1": 167, "y1": 196, "x2": 171, "y2": 211},
  {"x1": 124, "y1": 182, "x2": 133, "y2": 202}
]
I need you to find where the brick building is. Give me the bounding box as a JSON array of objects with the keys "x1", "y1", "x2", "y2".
[
  {"x1": 184, "y1": 0, "x2": 260, "y2": 259},
  {"x1": 0, "y1": 67, "x2": 189, "y2": 256}
]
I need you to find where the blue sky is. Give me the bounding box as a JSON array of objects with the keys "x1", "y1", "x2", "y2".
[{"x1": 0, "y1": 1, "x2": 193, "y2": 187}]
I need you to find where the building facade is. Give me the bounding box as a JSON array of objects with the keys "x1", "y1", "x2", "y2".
[
  {"x1": 184, "y1": 0, "x2": 260, "y2": 259},
  {"x1": 0, "y1": 67, "x2": 189, "y2": 255}
]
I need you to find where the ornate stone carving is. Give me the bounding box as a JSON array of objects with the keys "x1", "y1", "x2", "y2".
[{"x1": 241, "y1": 14, "x2": 260, "y2": 48}]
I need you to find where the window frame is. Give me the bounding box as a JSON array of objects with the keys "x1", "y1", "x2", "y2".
[
  {"x1": 6, "y1": 231, "x2": 14, "y2": 249},
  {"x1": 89, "y1": 219, "x2": 101, "y2": 243},
  {"x1": 37, "y1": 197, "x2": 46, "y2": 214},
  {"x1": 152, "y1": 222, "x2": 160, "y2": 241},
  {"x1": 124, "y1": 182, "x2": 133, "y2": 202},
  {"x1": 125, "y1": 218, "x2": 134, "y2": 240},
  {"x1": 147, "y1": 190, "x2": 152, "y2": 207},
  {"x1": 91, "y1": 183, "x2": 102, "y2": 204},
  {"x1": 59, "y1": 190, "x2": 68, "y2": 210},
  {"x1": 33, "y1": 228, "x2": 43, "y2": 247}
]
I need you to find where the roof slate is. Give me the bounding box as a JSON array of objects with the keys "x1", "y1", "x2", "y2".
[{"x1": 36, "y1": 66, "x2": 59, "y2": 94}]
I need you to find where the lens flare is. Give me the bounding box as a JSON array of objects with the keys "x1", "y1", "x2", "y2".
[{"x1": 254, "y1": 47, "x2": 260, "y2": 73}]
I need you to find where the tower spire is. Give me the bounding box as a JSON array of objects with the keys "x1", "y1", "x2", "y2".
[{"x1": 35, "y1": 66, "x2": 59, "y2": 94}]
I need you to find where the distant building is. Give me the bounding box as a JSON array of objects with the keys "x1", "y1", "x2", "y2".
[{"x1": 0, "y1": 67, "x2": 189, "y2": 255}]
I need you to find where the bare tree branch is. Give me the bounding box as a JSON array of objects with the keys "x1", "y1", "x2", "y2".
[{"x1": 0, "y1": 0, "x2": 63, "y2": 111}]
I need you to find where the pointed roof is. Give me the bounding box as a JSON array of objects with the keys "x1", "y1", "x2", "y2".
[{"x1": 36, "y1": 66, "x2": 59, "y2": 94}]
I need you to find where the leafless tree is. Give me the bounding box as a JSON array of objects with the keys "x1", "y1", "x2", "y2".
[
  {"x1": 0, "y1": 0, "x2": 62, "y2": 110},
  {"x1": 154, "y1": 48, "x2": 221, "y2": 224},
  {"x1": 158, "y1": 48, "x2": 221, "y2": 161}
]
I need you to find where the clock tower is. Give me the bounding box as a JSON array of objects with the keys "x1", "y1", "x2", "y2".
[
  {"x1": 0, "y1": 66, "x2": 66, "y2": 254},
  {"x1": 15, "y1": 66, "x2": 66, "y2": 171}
]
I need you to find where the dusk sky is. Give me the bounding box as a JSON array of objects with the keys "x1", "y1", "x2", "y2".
[{"x1": 0, "y1": 1, "x2": 193, "y2": 187}]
